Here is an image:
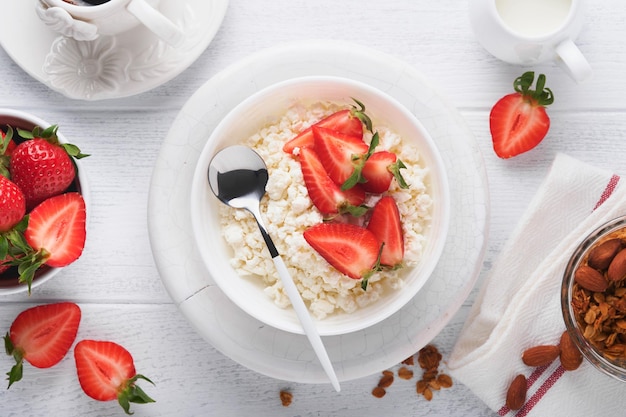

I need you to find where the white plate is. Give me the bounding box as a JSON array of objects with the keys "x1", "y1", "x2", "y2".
[
  {"x1": 0, "y1": 0, "x2": 228, "y2": 101},
  {"x1": 147, "y1": 40, "x2": 489, "y2": 384}
]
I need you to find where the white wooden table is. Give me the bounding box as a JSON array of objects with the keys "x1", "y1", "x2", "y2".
[{"x1": 0, "y1": 1, "x2": 624, "y2": 416}]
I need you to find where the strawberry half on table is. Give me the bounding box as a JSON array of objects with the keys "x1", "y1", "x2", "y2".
[
  {"x1": 4, "y1": 302, "x2": 81, "y2": 388},
  {"x1": 489, "y1": 71, "x2": 554, "y2": 158},
  {"x1": 74, "y1": 340, "x2": 155, "y2": 415}
]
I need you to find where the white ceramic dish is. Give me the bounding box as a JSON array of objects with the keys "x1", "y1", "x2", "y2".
[
  {"x1": 0, "y1": 108, "x2": 89, "y2": 295},
  {"x1": 148, "y1": 40, "x2": 489, "y2": 383},
  {"x1": 190, "y1": 75, "x2": 450, "y2": 336},
  {"x1": 0, "y1": 0, "x2": 228, "y2": 100}
]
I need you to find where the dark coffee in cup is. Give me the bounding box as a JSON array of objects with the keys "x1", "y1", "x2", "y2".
[{"x1": 63, "y1": 0, "x2": 110, "y2": 5}]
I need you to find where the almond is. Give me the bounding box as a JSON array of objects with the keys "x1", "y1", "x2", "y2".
[
  {"x1": 588, "y1": 238, "x2": 622, "y2": 270},
  {"x1": 505, "y1": 374, "x2": 527, "y2": 410},
  {"x1": 560, "y1": 331, "x2": 583, "y2": 371},
  {"x1": 521, "y1": 345, "x2": 561, "y2": 367},
  {"x1": 574, "y1": 265, "x2": 608, "y2": 292},
  {"x1": 608, "y1": 248, "x2": 626, "y2": 282}
]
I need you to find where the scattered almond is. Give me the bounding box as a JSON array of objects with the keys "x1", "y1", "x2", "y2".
[
  {"x1": 588, "y1": 238, "x2": 622, "y2": 270},
  {"x1": 505, "y1": 374, "x2": 527, "y2": 411},
  {"x1": 607, "y1": 248, "x2": 626, "y2": 281},
  {"x1": 521, "y1": 344, "x2": 561, "y2": 367},
  {"x1": 574, "y1": 265, "x2": 608, "y2": 292},
  {"x1": 560, "y1": 331, "x2": 583, "y2": 371}
]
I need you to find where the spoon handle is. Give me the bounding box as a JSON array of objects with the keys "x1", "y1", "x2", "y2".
[{"x1": 272, "y1": 255, "x2": 341, "y2": 392}]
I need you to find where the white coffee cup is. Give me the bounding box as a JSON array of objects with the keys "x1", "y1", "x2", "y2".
[
  {"x1": 468, "y1": 0, "x2": 591, "y2": 82},
  {"x1": 36, "y1": 0, "x2": 184, "y2": 47}
]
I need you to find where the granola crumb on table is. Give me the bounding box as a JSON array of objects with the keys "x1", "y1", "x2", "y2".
[
  {"x1": 371, "y1": 344, "x2": 453, "y2": 401},
  {"x1": 279, "y1": 390, "x2": 293, "y2": 407}
]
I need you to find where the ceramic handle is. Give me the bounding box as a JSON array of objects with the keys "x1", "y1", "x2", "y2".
[
  {"x1": 250, "y1": 205, "x2": 340, "y2": 391},
  {"x1": 126, "y1": 0, "x2": 184, "y2": 47},
  {"x1": 272, "y1": 255, "x2": 341, "y2": 392},
  {"x1": 555, "y1": 39, "x2": 592, "y2": 83}
]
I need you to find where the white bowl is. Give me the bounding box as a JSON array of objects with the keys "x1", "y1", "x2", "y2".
[
  {"x1": 190, "y1": 76, "x2": 450, "y2": 336},
  {"x1": 0, "y1": 109, "x2": 89, "y2": 295}
]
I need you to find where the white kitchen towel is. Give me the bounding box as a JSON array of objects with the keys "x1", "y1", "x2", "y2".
[{"x1": 448, "y1": 153, "x2": 626, "y2": 417}]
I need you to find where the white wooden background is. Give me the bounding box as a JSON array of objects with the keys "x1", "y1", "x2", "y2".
[{"x1": 1, "y1": 1, "x2": 625, "y2": 416}]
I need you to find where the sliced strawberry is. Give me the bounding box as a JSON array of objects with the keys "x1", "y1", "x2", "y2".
[
  {"x1": 283, "y1": 99, "x2": 372, "y2": 154},
  {"x1": 312, "y1": 125, "x2": 369, "y2": 185},
  {"x1": 367, "y1": 196, "x2": 404, "y2": 267},
  {"x1": 25, "y1": 192, "x2": 86, "y2": 268},
  {"x1": 361, "y1": 151, "x2": 409, "y2": 194},
  {"x1": 74, "y1": 340, "x2": 155, "y2": 415},
  {"x1": 298, "y1": 147, "x2": 366, "y2": 216},
  {"x1": 0, "y1": 175, "x2": 26, "y2": 233},
  {"x1": 303, "y1": 222, "x2": 381, "y2": 280},
  {"x1": 489, "y1": 72, "x2": 554, "y2": 159},
  {"x1": 4, "y1": 302, "x2": 81, "y2": 388}
]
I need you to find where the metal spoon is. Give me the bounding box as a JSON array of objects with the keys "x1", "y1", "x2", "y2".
[{"x1": 207, "y1": 145, "x2": 340, "y2": 392}]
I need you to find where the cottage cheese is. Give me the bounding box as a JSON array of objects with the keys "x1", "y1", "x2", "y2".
[{"x1": 219, "y1": 102, "x2": 433, "y2": 320}]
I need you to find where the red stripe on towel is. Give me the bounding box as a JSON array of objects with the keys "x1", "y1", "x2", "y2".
[
  {"x1": 497, "y1": 364, "x2": 552, "y2": 416},
  {"x1": 515, "y1": 365, "x2": 566, "y2": 417},
  {"x1": 594, "y1": 174, "x2": 620, "y2": 210},
  {"x1": 498, "y1": 173, "x2": 620, "y2": 416}
]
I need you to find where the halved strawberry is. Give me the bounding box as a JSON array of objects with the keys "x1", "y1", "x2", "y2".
[
  {"x1": 361, "y1": 151, "x2": 408, "y2": 194},
  {"x1": 312, "y1": 125, "x2": 369, "y2": 185},
  {"x1": 4, "y1": 302, "x2": 81, "y2": 388},
  {"x1": 283, "y1": 99, "x2": 372, "y2": 154},
  {"x1": 303, "y1": 222, "x2": 381, "y2": 280},
  {"x1": 11, "y1": 125, "x2": 88, "y2": 210},
  {"x1": 24, "y1": 192, "x2": 86, "y2": 268},
  {"x1": 74, "y1": 340, "x2": 155, "y2": 415},
  {"x1": 490, "y1": 72, "x2": 554, "y2": 159},
  {"x1": 367, "y1": 196, "x2": 404, "y2": 267},
  {"x1": 298, "y1": 147, "x2": 366, "y2": 216}
]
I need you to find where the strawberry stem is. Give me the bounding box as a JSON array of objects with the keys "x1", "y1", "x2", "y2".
[
  {"x1": 16, "y1": 125, "x2": 90, "y2": 160},
  {"x1": 0, "y1": 126, "x2": 12, "y2": 178},
  {"x1": 350, "y1": 98, "x2": 373, "y2": 133},
  {"x1": 390, "y1": 159, "x2": 409, "y2": 189},
  {"x1": 3, "y1": 333, "x2": 24, "y2": 388},
  {"x1": 341, "y1": 132, "x2": 380, "y2": 191},
  {"x1": 513, "y1": 71, "x2": 554, "y2": 106},
  {"x1": 117, "y1": 374, "x2": 156, "y2": 415}
]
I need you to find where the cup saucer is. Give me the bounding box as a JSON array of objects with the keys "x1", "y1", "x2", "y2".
[{"x1": 0, "y1": 0, "x2": 228, "y2": 101}]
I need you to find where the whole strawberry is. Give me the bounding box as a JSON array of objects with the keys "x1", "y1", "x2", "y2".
[
  {"x1": 489, "y1": 71, "x2": 554, "y2": 158},
  {"x1": 0, "y1": 175, "x2": 25, "y2": 233},
  {"x1": 10, "y1": 125, "x2": 87, "y2": 210}
]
